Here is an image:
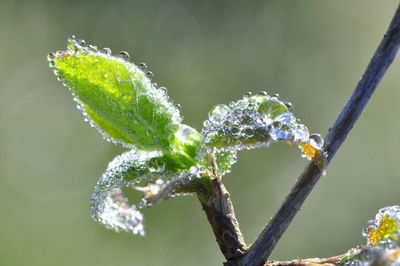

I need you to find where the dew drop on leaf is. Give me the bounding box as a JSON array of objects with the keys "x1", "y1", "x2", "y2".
[
  {"x1": 148, "y1": 158, "x2": 166, "y2": 173},
  {"x1": 309, "y1": 134, "x2": 324, "y2": 150},
  {"x1": 137, "y1": 62, "x2": 147, "y2": 71},
  {"x1": 158, "y1": 87, "x2": 167, "y2": 95},
  {"x1": 90, "y1": 149, "x2": 202, "y2": 235},
  {"x1": 118, "y1": 51, "x2": 130, "y2": 61},
  {"x1": 258, "y1": 99, "x2": 288, "y2": 119},
  {"x1": 208, "y1": 104, "x2": 230, "y2": 124},
  {"x1": 49, "y1": 36, "x2": 183, "y2": 151},
  {"x1": 145, "y1": 71, "x2": 154, "y2": 79},
  {"x1": 101, "y1": 47, "x2": 112, "y2": 55},
  {"x1": 364, "y1": 206, "x2": 400, "y2": 247},
  {"x1": 199, "y1": 92, "x2": 325, "y2": 166}
]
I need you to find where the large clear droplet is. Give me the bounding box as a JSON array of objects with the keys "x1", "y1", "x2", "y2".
[
  {"x1": 309, "y1": 134, "x2": 324, "y2": 150},
  {"x1": 137, "y1": 62, "x2": 147, "y2": 71},
  {"x1": 148, "y1": 158, "x2": 166, "y2": 173},
  {"x1": 118, "y1": 51, "x2": 130, "y2": 61},
  {"x1": 208, "y1": 104, "x2": 230, "y2": 124},
  {"x1": 258, "y1": 99, "x2": 288, "y2": 119},
  {"x1": 102, "y1": 47, "x2": 112, "y2": 55}
]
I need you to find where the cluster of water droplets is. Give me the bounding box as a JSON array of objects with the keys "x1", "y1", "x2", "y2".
[
  {"x1": 135, "y1": 165, "x2": 208, "y2": 208},
  {"x1": 90, "y1": 149, "x2": 207, "y2": 235},
  {"x1": 48, "y1": 35, "x2": 182, "y2": 149},
  {"x1": 363, "y1": 205, "x2": 400, "y2": 248},
  {"x1": 199, "y1": 91, "x2": 324, "y2": 159},
  {"x1": 339, "y1": 206, "x2": 400, "y2": 265}
]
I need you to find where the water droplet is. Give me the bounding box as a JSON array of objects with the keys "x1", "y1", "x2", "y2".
[
  {"x1": 272, "y1": 121, "x2": 282, "y2": 128},
  {"x1": 274, "y1": 112, "x2": 293, "y2": 124},
  {"x1": 239, "y1": 115, "x2": 253, "y2": 125},
  {"x1": 258, "y1": 99, "x2": 288, "y2": 119},
  {"x1": 137, "y1": 62, "x2": 147, "y2": 71},
  {"x1": 203, "y1": 120, "x2": 211, "y2": 128},
  {"x1": 68, "y1": 35, "x2": 76, "y2": 43},
  {"x1": 189, "y1": 166, "x2": 198, "y2": 175},
  {"x1": 175, "y1": 104, "x2": 181, "y2": 110},
  {"x1": 47, "y1": 53, "x2": 55, "y2": 61},
  {"x1": 102, "y1": 47, "x2": 112, "y2": 55},
  {"x1": 145, "y1": 71, "x2": 154, "y2": 79},
  {"x1": 243, "y1": 128, "x2": 254, "y2": 138},
  {"x1": 258, "y1": 91, "x2": 268, "y2": 96},
  {"x1": 88, "y1": 45, "x2": 98, "y2": 52},
  {"x1": 243, "y1": 92, "x2": 252, "y2": 97},
  {"x1": 293, "y1": 124, "x2": 309, "y2": 142},
  {"x1": 272, "y1": 93, "x2": 280, "y2": 99},
  {"x1": 176, "y1": 124, "x2": 197, "y2": 139},
  {"x1": 118, "y1": 51, "x2": 130, "y2": 61},
  {"x1": 148, "y1": 158, "x2": 166, "y2": 173},
  {"x1": 78, "y1": 39, "x2": 86, "y2": 46},
  {"x1": 255, "y1": 126, "x2": 269, "y2": 137},
  {"x1": 208, "y1": 104, "x2": 230, "y2": 124},
  {"x1": 364, "y1": 206, "x2": 400, "y2": 247},
  {"x1": 230, "y1": 126, "x2": 240, "y2": 136},
  {"x1": 309, "y1": 134, "x2": 324, "y2": 150},
  {"x1": 73, "y1": 44, "x2": 79, "y2": 53},
  {"x1": 158, "y1": 87, "x2": 167, "y2": 95},
  {"x1": 284, "y1": 102, "x2": 294, "y2": 112}
]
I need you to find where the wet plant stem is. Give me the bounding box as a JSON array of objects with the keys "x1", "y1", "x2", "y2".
[
  {"x1": 232, "y1": 3, "x2": 400, "y2": 266},
  {"x1": 197, "y1": 153, "x2": 247, "y2": 261},
  {"x1": 200, "y1": 3, "x2": 400, "y2": 265}
]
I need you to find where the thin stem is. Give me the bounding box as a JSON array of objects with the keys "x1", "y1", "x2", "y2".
[
  {"x1": 197, "y1": 179, "x2": 247, "y2": 261},
  {"x1": 235, "y1": 4, "x2": 400, "y2": 266},
  {"x1": 197, "y1": 153, "x2": 247, "y2": 261},
  {"x1": 265, "y1": 253, "x2": 347, "y2": 266}
]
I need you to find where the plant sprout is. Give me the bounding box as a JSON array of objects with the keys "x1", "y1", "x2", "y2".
[
  {"x1": 48, "y1": 36, "x2": 324, "y2": 236},
  {"x1": 48, "y1": 15, "x2": 400, "y2": 263}
]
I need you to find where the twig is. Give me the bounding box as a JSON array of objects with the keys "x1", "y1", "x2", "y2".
[
  {"x1": 197, "y1": 153, "x2": 247, "y2": 261},
  {"x1": 265, "y1": 253, "x2": 346, "y2": 266},
  {"x1": 234, "y1": 3, "x2": 400, "y2": 266},
  {"x1": 197, "y1": 178, "x2": 247, "y2": 261}
]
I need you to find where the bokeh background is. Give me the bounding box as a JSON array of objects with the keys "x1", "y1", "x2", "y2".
[{"x1": 1, "y1": 1, "x2": 400, "y2": 265}]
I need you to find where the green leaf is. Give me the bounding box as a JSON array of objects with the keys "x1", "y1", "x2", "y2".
[
  {"x1": 199, "y1": 92, "x2": 325, "y2": 164},
  {"x1": 91, "y1": 149, "x2": 206, "y2": 235},
  {"x1": 48, "y1": 36, "x2": 182, "y2": 151},
  {"x1": 215, "y1": 150, "x2": 237, "y2": 176}
]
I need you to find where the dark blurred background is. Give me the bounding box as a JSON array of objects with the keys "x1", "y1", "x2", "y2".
[{"x1": 1, "y1": 1, "x2": 399, "y2": 265}]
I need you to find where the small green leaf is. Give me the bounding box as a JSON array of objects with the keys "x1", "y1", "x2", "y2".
[
  {"x1": 199, "y1": 92, "x2": 325, "y2": 165},
  {"x1": 48, "y1": 36, "x2": 182, "y2": 151},
  {"x1": 215, "y1": 150, "x2": 237, "y2": 176},
  {"x1": 91, "y1": 149, "x2": 206, "y2": 235}
]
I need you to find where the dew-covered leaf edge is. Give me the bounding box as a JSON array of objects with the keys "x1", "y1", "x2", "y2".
[
  {"x1": 48, "y1": 36, "x2": 184, "y2": 152},
  {"x1": 199, "y1": 92, "x2": 326, "y2": 169}
]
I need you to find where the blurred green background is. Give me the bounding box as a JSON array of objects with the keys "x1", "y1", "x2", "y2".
[{"x1": 1, "y1": 0, "x2": 400, "y2": 265}]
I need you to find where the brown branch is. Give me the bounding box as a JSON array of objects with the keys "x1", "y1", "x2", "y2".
[
  {"x1": 197, "y1": 177, "x2": 247, "y2": 261},
  {"x1": 232, "y1": 3, "x2": 400, "y2": 266},
  {"x1": 265, "y1": 253, "x2": 346, "y2": 266}
]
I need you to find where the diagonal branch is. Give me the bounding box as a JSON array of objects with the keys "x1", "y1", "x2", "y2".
[{"x1": 234, "y1": 3, "x2": 400, "y2": 266}]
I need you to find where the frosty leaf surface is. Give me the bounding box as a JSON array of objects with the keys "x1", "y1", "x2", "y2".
[
  {"x1": 91, "y1": 149, "x2": 207, "y2": 235},
  {"x1": 364, "y1": 205, "x2": 400, "y2": 247},
  {"x1": 48, "y1": 36, "x2": 182, "y2": 151},
  {"x1": 339, "y1": 206, "x2": 400, "y2": 265},
  {"x1": 200, "y1": 92, "x2": 325, "y2": 167}
]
